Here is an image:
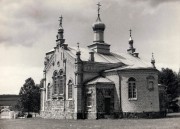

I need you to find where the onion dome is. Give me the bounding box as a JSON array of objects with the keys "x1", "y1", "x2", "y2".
[
  {"x1": 92, "y1": 17, "x2": 105, "y2": 31},
  {"x1": 92, "y1": 2, "x2": 105, "y2": 31}
]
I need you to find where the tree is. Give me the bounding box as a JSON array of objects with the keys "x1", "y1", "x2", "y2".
[
  {"x1": 158, "y1": 68, "x2": 179, "y2": 111},
  {"x1": 39, "y1": 78, "x2": 45, "y2": 89},
  {"x1": 18, "y1": 78, "x2": 40, "y2": 114},
  {"x1": 178, "y1": 68, "x2": 180, "y2": 89}
]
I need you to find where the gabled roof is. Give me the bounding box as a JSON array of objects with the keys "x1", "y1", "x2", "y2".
[
  {"x1": 65, "y1": 46, "x2": 153, "y2": 70},
  {"x1": 86, "y1": 77, "x2": 114, "y2": 85}
]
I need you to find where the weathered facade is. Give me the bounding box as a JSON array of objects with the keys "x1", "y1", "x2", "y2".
[{"x1": 40, "y1": 4, "x2": 161, "y2": 119}]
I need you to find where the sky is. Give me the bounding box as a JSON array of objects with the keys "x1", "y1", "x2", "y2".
[{"x1": 0, "y1": 0, "x2": 179, "y2": 94}]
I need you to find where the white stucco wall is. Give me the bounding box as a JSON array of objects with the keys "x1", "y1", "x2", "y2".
[
  {"x1": 119, "y1": 70, "x2": 160, "y2": 113},
  {"x1": 105, "y1": 70, "x2": 160, "y2": 113}
]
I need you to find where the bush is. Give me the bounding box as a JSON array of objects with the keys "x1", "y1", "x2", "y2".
[
  {"x1": 27, "y1": 114, "x2": 32, "y2": 118},
  {"x1": 169, "y1": 103, "x2": 179, "y2": 112},
  {"x1": 18, "y1": 112, "x2": 25, "y2": 117}
]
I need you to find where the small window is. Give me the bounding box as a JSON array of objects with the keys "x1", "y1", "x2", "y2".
[
  {"x1": 87, "y1": 94, "x2": 92, "y2": 107},
  {"x1": 128, "y1": 77, "x2": 137, "y2": 100},
  {"x1": 148, "y1": 81, "x2": 154, "y2": 90},
  {"x1": 147, "y1": 76, "x2": 155, "y2": 91}
]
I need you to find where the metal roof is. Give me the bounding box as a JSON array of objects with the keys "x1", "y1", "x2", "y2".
[
  {"x1": 86, "y1": 77, "x2": 114, "y2": 85},
  {"x1": 66, "y1": 46, "x2": 153, "y2": 69}
]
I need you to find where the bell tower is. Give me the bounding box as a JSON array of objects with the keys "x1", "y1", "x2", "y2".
[
  {"x1": 74, "y1": 43, "x2": 84, "y2": 119},
  {"x1": 56, "y1": 15, "x2": 65, "y2": 47}
]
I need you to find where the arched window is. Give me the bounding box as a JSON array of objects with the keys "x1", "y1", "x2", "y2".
[
  {"x1": 68, "y1": 80, "x2": 73, "y2": 99},
  {"x1": 53, "y1": 71, "x2": 58, "y2": 95},
  {"x1": 128, "y1": 77, "x2": 137, "y2": 100},
  {"x1": 59, "y1": 70, "x2": 64, "y2": 94}
]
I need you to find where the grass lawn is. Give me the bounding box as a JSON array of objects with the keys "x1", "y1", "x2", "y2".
[{"x1": 0, "y1": 113, "x2": 180, "y2": 129}]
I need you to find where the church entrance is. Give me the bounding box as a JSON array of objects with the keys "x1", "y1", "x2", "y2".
[
  {"x1": 95, "y1": 86, "x2": 114, "y2": 119},
  {"x1": 104, "y1": 97, "x2": 111, "y2": 115}
]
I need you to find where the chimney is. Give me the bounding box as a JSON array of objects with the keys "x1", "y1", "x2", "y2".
[
  {"x1": 62, "y1": 44, "x2": 68, "y2": 50},
  {"x1": 133, "y1": 53, "x2": 139, "y2": 58},
  {"x1": 89, "y1": 52, "x2": 94, "y2": 62}
]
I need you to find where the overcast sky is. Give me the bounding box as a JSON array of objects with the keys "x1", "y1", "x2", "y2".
[{"x1": 0, "y1": 0, "x2": 180, "y2": 94}]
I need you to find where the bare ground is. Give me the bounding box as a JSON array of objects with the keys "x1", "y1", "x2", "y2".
[{"x1": 0, "y1": 113, "x2": 180, "y2": 129}]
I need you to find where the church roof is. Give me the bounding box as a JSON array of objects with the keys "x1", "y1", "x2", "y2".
[
  {"x1": 46, "y1": 48, "x2": 55, "y2": 55},
  {"x1": 66, "y1": 46, "x2": 153, "y2": 70},
  {"x1": 104, "y1": 65, "x2": 155, "y2": 72},
  {"x1": 86, "y1": 77, "x2": 114, "y2": 85}
]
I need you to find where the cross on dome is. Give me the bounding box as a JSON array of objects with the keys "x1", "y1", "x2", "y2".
[
  {"x1": 96, "y1": 2, "x2": 102, "y2": 21},
  {"x1": 97, "y1": 2, "x2": 101, "y2": 16}
]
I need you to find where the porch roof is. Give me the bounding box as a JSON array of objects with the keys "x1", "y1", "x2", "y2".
[{"x1": 86, "y1": 77, "x2": 114, "y2": 85}]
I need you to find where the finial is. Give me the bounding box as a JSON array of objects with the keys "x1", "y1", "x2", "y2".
[
  {"x1": 129, "y1": 29, "x2": 132, "y2": 37},
  {"x1": 151, "y1": 53, "x2": 156, "y2": 68},
  {"x1": 152, "y1": 52, "x2": 154, "y2": 58},
  {"x1": 129, "y1": 29, "x2": 133, "y2": 41},
  {"x1": 59, "y1": 15, "x2": 63, "y2": 27},
  {"x1": 151, "y1": 53, "x2": 155, "y2": 62},
  {"x1": 96, "y1": 2, "x2": 101, "y2": 21},
  {"x1": 77, "y1": 42, "x2": 80, "y2": 51}
]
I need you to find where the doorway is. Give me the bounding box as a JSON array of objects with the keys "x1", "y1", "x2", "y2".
[{"x1": 104, "y1": 97, "x2": 111, "y2": 115}]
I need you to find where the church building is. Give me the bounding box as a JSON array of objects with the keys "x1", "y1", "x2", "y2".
[{"x1": 40, "y1": 4, "x2": 161, "y2": 119}]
